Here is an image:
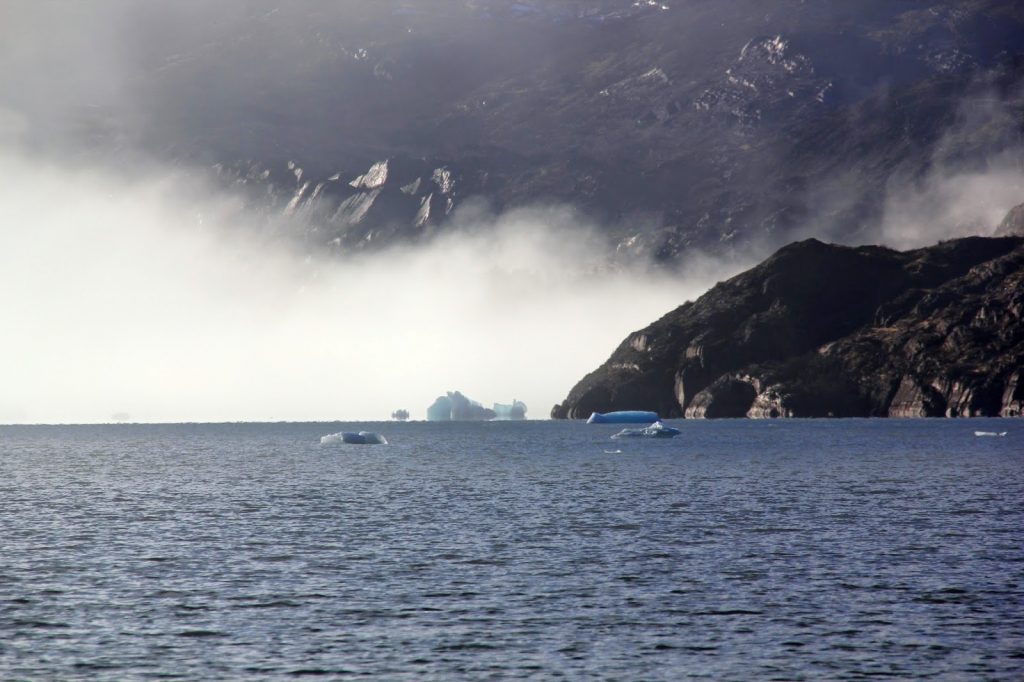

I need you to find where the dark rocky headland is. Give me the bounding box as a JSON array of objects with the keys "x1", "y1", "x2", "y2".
[{"x1": 553, "y1": 228, "x2": 1024, "y2": 419}]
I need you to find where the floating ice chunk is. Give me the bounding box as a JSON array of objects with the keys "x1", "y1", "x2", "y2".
[
  {"x1": 426, "y1": 395, "x2": 452, "y2": 421},
  {"x1": 611, "y1": 421, "x2": 682, "y2": 439},
  {"x1": 587, "y1": 411, "x2": 660, "y2": 424},
  {"x1": 493, "y1": 400, "x2": 527, "y2": 420},
  {"x1": 426, "y1": 391, "x2": 495, "y2": 421},
  {"x1": 974, "y1": 431, "x2": 1008, "y2": 437},
  {"x1": 321, "y1": 431, "x2": 388, "y2": 445}
]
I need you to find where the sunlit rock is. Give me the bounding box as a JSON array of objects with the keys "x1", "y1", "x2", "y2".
[
  {"x1": 350, "y1": 160, "x2": 390, "y2": 190},
  {"x1": 587, "y1": 411, "x2": 660, "y2": 424}
]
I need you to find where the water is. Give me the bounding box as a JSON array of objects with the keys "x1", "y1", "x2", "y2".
[{"x1": 1, "y1": 419, "x2": 1022, "y2": 680}]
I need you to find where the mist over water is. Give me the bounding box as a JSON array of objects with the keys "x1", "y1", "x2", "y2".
[{"x1": 0, "y1": 151, "x2": 734, "y2": 424}]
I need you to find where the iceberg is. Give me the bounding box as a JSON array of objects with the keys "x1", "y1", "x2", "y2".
[
  {"x1": 426, "y1": 395, "x2": 453, "y2": 421},
  {"x1": 493, "y1": 400, "x2": 528, "y2": 420},
  {"x1": 391, "y1": 409, "x2": 409, "y2": 421},
  {"x1": 587, "y1": 411, "x2": 660, "y2": 424},
  {"x1": 426, "y1": 391, "x2": 497, "y2": 421},
  {"x1": 611, "y1": 421, "x2": 682, "y2": 439},
  {"x1": 321, "y1": 431, "x2": 388, "y2": 445}
]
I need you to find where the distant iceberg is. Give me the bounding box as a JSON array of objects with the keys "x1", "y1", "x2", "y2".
[
  {"x1": 391, "y1": 409, "x2": 409, "y2": 421},
  {"x1": 611, "y1": 421, "x2": 682, "y2": 439},
  {"x1": 426, "y1": 395, "x2": 452, "y2": 421},
  {"x1": 321, "y1": 431, "x2": 388, "y2": 445},
  {"x1": 426, "y1": 391, "x2": 496, "y2": 421},
  {"x1": 587, "y1": 411, "x2": 660, "y2": 424},
  {"x1": 493, "y1": 400, "x2": 528, "y2": 421}
]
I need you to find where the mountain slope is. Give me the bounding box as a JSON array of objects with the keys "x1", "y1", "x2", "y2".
[
  {"x1": 551, "y1": 234, "x2": 1024, "y2": 418},
  {"x1": 6, "y1": 0, "x2": 1024, "y2": 257}
]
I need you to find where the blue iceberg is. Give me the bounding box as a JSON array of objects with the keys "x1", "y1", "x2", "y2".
[
  {"x1": 426, "y1": 391, "x2": 497, "y2": 421},
  {"x1": 426, "y1": 395, "x2": 453, "y2": 421},
  {"x1": 321, "y1": 431, "x2": 388, "y2": 445},
  {"x1": 493, "y1": 400, "x2": 528, "y2": 420},
  {"x1": 611, "y1": 421, "x2": 682, "y2": 439},
  {"x1": 587, "y1": 411, "x2": 660, "y2": 424}
]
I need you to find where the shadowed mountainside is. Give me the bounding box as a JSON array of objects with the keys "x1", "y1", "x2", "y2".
[
  {"x1": 552, "y1": 232, "x2": 1024, "y2": 419},
  {"x1": 8, "y1": 0, "x2": 1024, "y2": 258}
]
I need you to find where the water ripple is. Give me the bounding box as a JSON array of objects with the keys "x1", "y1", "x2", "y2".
[{"x1": 0, "y1": 419, "x2": 1021, "y2": 679}]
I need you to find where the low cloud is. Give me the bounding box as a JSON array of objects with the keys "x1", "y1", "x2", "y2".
[
  {"x1": 872, "y1": 159, "x2": 1024, "y2": 249},
  {"x1": 828, "y1": 84, "x2": 1024, "y2": 249},
  {"x1": 869, "y1": 86, "x2": 1024, "y2": 249},
  {"x1": 0, "y1": 150, "x2": 739, "y2": 423}
]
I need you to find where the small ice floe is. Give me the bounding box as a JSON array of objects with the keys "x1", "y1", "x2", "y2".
[
  {"x1": 588, "y1": 411, "x2": 660, "y2": 424},
  {"x1": 611, "y1": 421, "x2": 682, "y2": 439},
  {"x1": 974, "y1": 431, "x2": 1008, "y2": 437},
  {"x1": 604, "y1": 449, "x2": 623, "y2": 454},
  {"x1": 321, "y1": 431, "x2": 388, "y2": 445}
]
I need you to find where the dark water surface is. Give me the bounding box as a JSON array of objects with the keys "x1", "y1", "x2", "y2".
[{"x1": 1, "y1": 419, "x2": 1022, "y2": 680}]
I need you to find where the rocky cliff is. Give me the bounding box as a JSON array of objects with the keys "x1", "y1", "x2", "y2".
[{"x1": 552, "y1": 234, "x2": 1024, "y2": 418}]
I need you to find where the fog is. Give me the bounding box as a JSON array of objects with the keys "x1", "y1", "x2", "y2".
[
  {"x1": 873, "y1": 161, "x2": 1024, "y2": 249},
  {"x1": 865, "y1": 86, "x2": 1024, "y2": 249},
  {"x1": 0, "y1": 1, "x2": 738, "y2": 424},
  {"x1": 799, "y1": 154, "x2": 1024, "y2": 250},
  {"x1": 0, "y1": 151, "x2": 737, "y2": 423},
  {"x1": 2, "y1": 1, "x2": 1020, "y2": 422}
]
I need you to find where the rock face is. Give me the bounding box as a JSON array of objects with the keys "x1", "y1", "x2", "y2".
[
  {"x1": 215, "y1": 156, "x2": 470, "y2": 252},
  {"x1": 13, "y1": 1, "x2": 1024, "y2": 259},
  {"x1": 552, "y1": 235, "x2": 1024, "y2": 419}
]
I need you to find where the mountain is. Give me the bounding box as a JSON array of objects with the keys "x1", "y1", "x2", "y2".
[
  {"x1": 995, "y1": 202, "x2": 1024, "y2": 236},
  {"x1": 551, "y1": 232, "x2": 1024, "y2": 419},
  {"x1": 8, "y1": 0, "x2": 1024, "y2": 257}
]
